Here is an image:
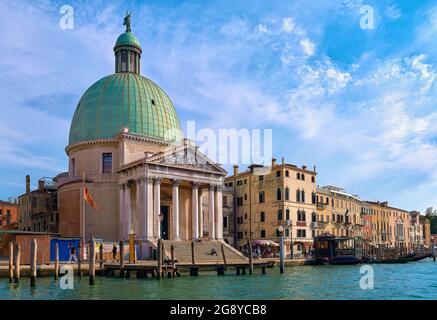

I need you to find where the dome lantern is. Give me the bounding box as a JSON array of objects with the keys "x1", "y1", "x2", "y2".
[{"x1": 114, "y1": 11, "x2": 142, "y2": 74}]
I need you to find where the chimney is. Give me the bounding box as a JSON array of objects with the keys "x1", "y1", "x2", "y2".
[
  {"x1": 38, "y1": 179, "x2": 45, "y2": 192},
  {"x1": 26, "y1": 175, "x2": 30, "y2": 194},
  {"x1": 281, "y1": 157, "x2": 285, "y2": 165},
  {"x1": 271, "y1": 158, "x2": 276, "y2": 168},
  {"x1": 233, "y1": 165, "x2": 239, "y2": 176},
  {"x1": 302, "y1": 165, "x2": 307, "y2": 170}
]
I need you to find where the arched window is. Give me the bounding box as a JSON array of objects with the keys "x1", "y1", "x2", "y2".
[
  {"x1": 301, "y1": 190, "x2": 305, "y2": 203},
  {"x1": 285, "y1": 187, "x2": 290, "y2": 200},
  {"x1": 296, "y1": 189, "x2": 301, "y2": 202},
  {"x1": 285, "y1": 170, "x2": 289, "y2": 177},
  {"x1": 277, "y1": 209, "x2": 283, "y2": 221},
  {"x1": 276, "y1": 188, "x2": 282, "y2": 201},
  {"x1": 311, "y1": 192, "x2": 316, "y2": 204},
  {"x1": 286, "y1": 209, "x2": 290, "y2": 220}
]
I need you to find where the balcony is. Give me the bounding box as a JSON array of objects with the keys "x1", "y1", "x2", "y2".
[
  {"x1": 296, "y1": 221, "x2": 307, "y2": 227},
  {"x1": 316, "y1": 202, "x2": 327, "y2": 209},
  {"x1": 311, "y1": 221, "x2": 328, "y2": 229}
]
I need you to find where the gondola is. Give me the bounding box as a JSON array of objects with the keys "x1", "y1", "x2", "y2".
[
  {"x1": 372, "y1": 253, "x2": 415, "y2": 264},
  {"x1": 410, "y1": 253, "x2": 432, "y2": 262}
]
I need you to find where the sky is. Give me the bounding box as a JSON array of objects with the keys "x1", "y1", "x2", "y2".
[{"x1": 0, "y1": 0, "x2": 436, "y2": 212}]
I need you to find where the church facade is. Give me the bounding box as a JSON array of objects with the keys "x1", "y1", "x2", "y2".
[{"x1": 57, "y1": 17, "x2": 226, "y2": 246}]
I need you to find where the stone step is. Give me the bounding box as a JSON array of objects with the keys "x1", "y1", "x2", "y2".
[{"x1": 163, "y1": 240, "x2": 247, "y2": 264}]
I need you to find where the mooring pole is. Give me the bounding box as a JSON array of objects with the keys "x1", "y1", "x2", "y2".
[
  {"x1": 89, "y1": 238, "x2": 96, "y2": 285},
  {"x1": 8, "y1": 242, "x2": 14, "y2": 283},
  {"x1": 157, "y1": 239, "x2": 162, "y2": 279},
  {"x1": 13, "y1": 243, "x2": 21, "y2": 283},
  {"x1": 247, "y1": 240, "x2": 253, "y2": 275},
  {"x1": 30, "y1": 239, "x2": 37, "y2": 286},
  {"x1": 99, "y1": 243, "x2": 104, "y2": 269},
  {"x1": 54, "y1": 242, "x2": 59, "y2": 280},
  {"x1": 77, "y1": 241, "x2": 82, "y2": 277},
  {"x1": 119, "y1": 240, "x2": 125, "y2": 278}
]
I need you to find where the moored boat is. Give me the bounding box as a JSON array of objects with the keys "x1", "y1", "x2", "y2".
[
  {"x1": 314, "y1": 234, "x2": 363, "y2": 265},
  {"x1": 411, "y1": 253, "x2": 432, "y2": 262}
]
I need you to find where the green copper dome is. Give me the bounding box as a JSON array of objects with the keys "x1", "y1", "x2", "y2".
[
  {"x1": 68, "y1": 73, "x2": 183, "y2": 145},
  {"x1": 115, "y1": 32, "x2": 141, "y2": 49}
]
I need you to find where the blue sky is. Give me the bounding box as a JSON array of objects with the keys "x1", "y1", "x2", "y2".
[{"x1": 0, "y1": 0, "x2": 436, "y2": 212}]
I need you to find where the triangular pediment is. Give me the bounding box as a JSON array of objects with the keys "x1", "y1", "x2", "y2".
[{"x1": 146, "y1": 143, "x2": 227, "y2": 175}]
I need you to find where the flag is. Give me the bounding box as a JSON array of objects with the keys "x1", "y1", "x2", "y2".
[{"x1": 83, "y1": 184, "x2": 98, "y2": 210}]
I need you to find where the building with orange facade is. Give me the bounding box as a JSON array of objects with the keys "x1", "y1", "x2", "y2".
[{"x1": 0, "y1": 200, "x2": 19, "y2": 230}]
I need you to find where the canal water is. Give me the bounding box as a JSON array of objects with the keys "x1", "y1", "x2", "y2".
[{"x1": 1, "y1": 259, "x2": 436, "y2": 300}]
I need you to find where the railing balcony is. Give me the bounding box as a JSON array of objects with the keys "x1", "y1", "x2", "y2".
[
  {"x1": 316, "y1": 202, "x2": 327, "y2": 209},
  {"x1": 311, "y1": 221, "x2": 328, "y2": 229}
]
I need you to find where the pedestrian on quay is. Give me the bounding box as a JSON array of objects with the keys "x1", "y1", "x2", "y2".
[
  {"x1": 112, "y1": 243, "x2": 118, "y2": 262},
  {"x1": 68, "y1": 243, "x2": 78, "y2": 264}
]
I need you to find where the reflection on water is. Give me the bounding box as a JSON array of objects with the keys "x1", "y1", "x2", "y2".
[{"x1": 0, "y1": 259, "x2": 436, "y2": 300}]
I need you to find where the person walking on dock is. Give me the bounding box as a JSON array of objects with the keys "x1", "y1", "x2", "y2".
[
  {"x1": 68, "y1": 243, "x2": 78, "y2": 264},
  {"x1": 112, "y1": 243, "x2": 118, "y2": 262}
]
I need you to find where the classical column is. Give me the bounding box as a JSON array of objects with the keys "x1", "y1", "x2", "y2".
[
  {"x1": 136, "y1": 178, "x2": 143, "y2": 237},
  {"x1": 191, "y1": 182, "x2": 200, "y2": 240},
  {"x1": 208, "y1": 184, "x2": 215, "y2": 240},
  {"x1": 153, "y1": 177, "x2": 162, "y2": 240},
  {"x1": 172, "y1": 179, "x2": 181, "y2": 240},
  {"x1": 118, "y1": 184, "x2": 125, "y2": 240},
  {"x1": 198, "y1": 189, "x2": 204, "y2": 238},
  {"x1": 125, "y1": 181, "x2": 132, "y2": 240},
  {"x1": 144, "y1": 177, "x2": 154, "y2": 241},
  {"x1": 215, "y1": 184, "x2": 223, "y2": 240}
]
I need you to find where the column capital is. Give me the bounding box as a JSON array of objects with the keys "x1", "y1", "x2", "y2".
[
  {"x1": 192, "y1": 181, "x2": 200, "y2": 189},
  {"x1": 153, "y1": 177, "x2": 162, "y2": 185},
  {"x1": 136, "y1": 177, "x2": 143, "y2": 185},
  {"x1": 215, "y1": 184, "x2": 223, "y2": 192},
  {"x1": 208, "y1": 184, "x2": 216, "y2": 191},
  {"x1": 172, "y1": 179, "x2": 181, "y2": 187},
  {"x1": 119, "y1": 183, "x2": 126, "y2": 190},
  {"x1": 141, "y1": 176, "x2": 154, "y2": 184}
]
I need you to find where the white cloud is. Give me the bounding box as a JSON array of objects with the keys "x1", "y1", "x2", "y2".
[
  {"x1": 282, "y1": 17, "x2": 296, "y2": 33},
  {"x1": 300, "y1": 38, "x2": 315, "y2": 56}
]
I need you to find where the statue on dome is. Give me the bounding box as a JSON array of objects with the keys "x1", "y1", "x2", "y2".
[{"x1": 123, "y1": 11, "x2": 131, "y2": 32}]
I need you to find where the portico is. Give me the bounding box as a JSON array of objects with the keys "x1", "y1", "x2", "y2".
[{"x1": 117, "y1": 142, "x2": 226, "y2": 243}]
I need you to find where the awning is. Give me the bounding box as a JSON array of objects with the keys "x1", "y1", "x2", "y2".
[{"x1": 252, "y1": 239, "x2": 279, "y2": 246}]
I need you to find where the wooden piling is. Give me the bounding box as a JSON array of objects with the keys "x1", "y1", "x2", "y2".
[
  {"x1": 77, "y1": 241, "x2": 82, "y2": 277},
  {"x1": 99, "y1": 243, "x2": 104, "y2": 269},
  {"x1": 30, "y1": 239, "x2": 37, "y2": 286},
  {"x1": 236, "y1": 267, "x2": 241, "y2": 276},
  {"x1": 191, "y1": 241, "x2": 195, "y2": 265},
  {"x1": 247, "y1": 240, "x2": 253, "y2": 275},
  {"x1": 220, "y1": 242, "x2": 227, "y2": 270},
  {"x1": 171, "y1": 245, "x2": 175, "y2": 278},
  {"x1": 119, "y1": 240, "x2": 125, "y2": 278},
  {"x1": 217, "y1": 266, "x2": 225, "y2": 275},
  {"x1": 262, "y1": 266, "x2": 266, "y2": 274},
  {"x1": 89, "y1": 238, "x2": 96, "y2": 285},
  {"x1": 54, "y1": 243, "x2": 59, "y2": 280},
  {"x1": 8, "y1": 242, "x2": 13, "y2": 283},
  {"x1": 13, "y1": 243, "x2": 21, "y2": 283},
  {"x1": 157, "y1": 239, "x2": 162, "y2": 279}
]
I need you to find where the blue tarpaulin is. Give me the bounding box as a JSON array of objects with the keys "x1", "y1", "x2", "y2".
[{"x1": 50, "y1": 238, "x2": 80, "y2": 262}]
